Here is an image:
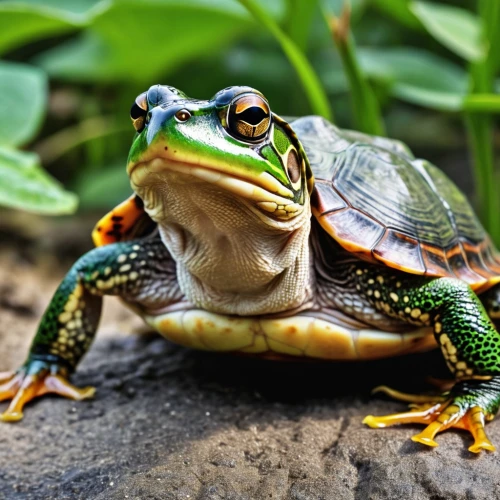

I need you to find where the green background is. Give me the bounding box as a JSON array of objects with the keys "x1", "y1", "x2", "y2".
[{"x1": 1, "y1": 0, "x2": 499, "y2": 242}]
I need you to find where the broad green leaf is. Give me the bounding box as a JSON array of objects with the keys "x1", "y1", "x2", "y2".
[
  {"x1": 371, "y1": 0, "x2": 421, "y2": 29},
  {"x1": 0, "y1": 1, "x2": 98, "y2": 55},
  {"x1": 358, "y1": 47, "x2": 468, "y2": 111},
  {"x1": 0, "y1": 61, "x2": 47, "y2": 147},
  {"x1": 0, "y1": 147, "x2": 78, "y2": 214},
  {"x1": 410, "y1": 1, "x2": 485, "y2": 62},
  {"x1": 11, "y1": 0, "x2": 105, "y2": 15},
  {"x1": 37, "y1": 0, "x2": 260, "y2": 83}
]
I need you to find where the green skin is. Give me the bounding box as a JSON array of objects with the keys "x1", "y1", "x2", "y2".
[{"x1": 5, "y1": 85, "x2": 500, "y2": 443}]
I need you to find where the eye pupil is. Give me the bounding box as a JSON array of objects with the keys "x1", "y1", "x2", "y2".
[
  {"x1": 227, "y1": 94, "x2": 271, "y2": 142},
  {"x1": 130, "y1": 102, "x2": 145, "y2": 120},
  {"x1": 238, "y1": 106, "x2": 267, "y2": 126},
  {"x1": 175, "y1": 109, "x2": 191, "y2": 122}
]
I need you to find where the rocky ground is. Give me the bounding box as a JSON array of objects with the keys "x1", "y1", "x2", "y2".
[{"x1": 1, "y1": 220, "x2": 500, "y2": 499}]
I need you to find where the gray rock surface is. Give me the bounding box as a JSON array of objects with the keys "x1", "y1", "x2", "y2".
[{"x1": 1, "y1": 245, "x2": 500, "y2": 500}]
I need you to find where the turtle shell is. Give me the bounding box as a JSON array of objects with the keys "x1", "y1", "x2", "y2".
[{"x1": 294, "y1": 116, "x2": 500, "y2": 293}]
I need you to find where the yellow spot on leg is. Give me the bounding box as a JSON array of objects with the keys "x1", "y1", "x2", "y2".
[
  {"x1": 58, "y1": 312, "x2": 72, "y2": 324},
  {"x1": 439, "y1": 334, "x2": 450, "y2": 346},
  {"x1": 420, "y1": 313, "x2": 430, "y2": 323},
  {"x1": 411, "y1": 308, "x2": 421, "y2": 319}
]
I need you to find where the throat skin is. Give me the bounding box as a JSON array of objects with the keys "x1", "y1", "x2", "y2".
[{"x1": 138, "y1": 171, "x2": 313, "y2": 316}]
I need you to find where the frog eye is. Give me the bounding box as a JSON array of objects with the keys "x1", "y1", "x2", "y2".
[
  {"x1": 227, "y1": 93, "x2": 271, "y2": 142},
  {"x1": 175, "y1": 109, "x2": 191, "y2": 123},
  {"x1": 130, "y1": 92, "x2": 148, "y2": 132}
]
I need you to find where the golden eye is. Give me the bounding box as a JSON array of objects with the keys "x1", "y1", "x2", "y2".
[
  {"x1": 227, "y1": 93, "x2": 271, "y2": 142},
  {"x1": 130, "y1": 92, "x2": 148, "y2": 132},
  {"x1": 175, "y1": 109, "x2": 191, "y2": 122}
]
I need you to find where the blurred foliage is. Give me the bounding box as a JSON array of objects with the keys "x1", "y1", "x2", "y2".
[{"x1": 0, "y1": 0, "x2": 499, "y2": 241}]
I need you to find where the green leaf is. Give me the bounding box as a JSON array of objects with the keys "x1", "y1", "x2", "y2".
[
  {"x1": 410, "y1": 1, "x2": 485, "y2": 62},
  {"x1": 0, "y1": 1, "x2": 96, "y2": 55},
  {"x1": 358, "y1": 47, "x2": 468, "y2": 111},
  {"x1": 371, "y1": 0, "x2": 421, "y2": 29},
  {"x1": 37, "y1": 0, "x2": 258, "y2": 83},
  {"x1": 0, "y1": 61, "x2": 48, "y2": 147},
  {"x1": 11, "y1": 0, "x2": 105, "y2": 15},
  {"x1": 0, "y1": 147, "x2": 78, "y2": 214}
]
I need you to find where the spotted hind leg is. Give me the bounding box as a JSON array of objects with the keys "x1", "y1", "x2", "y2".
[
  {"x1": 0, "y1": 236, "x2": 179, "y2": 421},
  {"x1": 354, "y1": 266, "x2": 500, "y2": 452}
]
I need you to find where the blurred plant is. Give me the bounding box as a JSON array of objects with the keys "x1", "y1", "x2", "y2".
[
  {"x1": 0, "y1": 0, "x2": 498, "y2": 245},
  {"x1": 0, "y1": 61, "x2": 77, "y2": 213}
]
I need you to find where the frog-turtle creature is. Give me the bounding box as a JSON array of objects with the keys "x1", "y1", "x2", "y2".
[{"x1": 3, "y1": 85, "x2": 500, "y2": 453}]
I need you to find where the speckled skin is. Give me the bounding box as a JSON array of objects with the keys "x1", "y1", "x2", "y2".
[
  {"x1": 3, "y1": 85, "x2": 500, "y2": 452},
  {"x1": 29, "y1": 237, "x2": 179, "y2": 371}
]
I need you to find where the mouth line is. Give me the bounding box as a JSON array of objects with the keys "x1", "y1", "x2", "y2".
[{"x1": 129, "y1": 155, "x2": 304, "y2": 219}]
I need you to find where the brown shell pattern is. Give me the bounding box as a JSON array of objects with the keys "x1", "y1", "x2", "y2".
[{"x1": 294, "y1": 116, "x2": 500, "y2": 292}]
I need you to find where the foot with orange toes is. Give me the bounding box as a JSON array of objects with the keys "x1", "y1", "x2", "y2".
[
  {"x1": 0, "y1": 358, "x2": 95, "y2": 422},
  {"x1": 363, "y1": 380, "x2": 500, "y2": 453}
]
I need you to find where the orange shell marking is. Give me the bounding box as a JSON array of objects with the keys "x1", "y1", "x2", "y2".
[{"x1": 92, "y1": 195, "x2": 146, "y2": 247}]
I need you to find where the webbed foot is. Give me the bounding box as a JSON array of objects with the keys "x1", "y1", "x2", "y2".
[
  {"x1": 0, "y1": 359, "x2": 95, "y2": 422},
  {"x1": 363, "y1": 381, "x2": 498, "y2": 453}
]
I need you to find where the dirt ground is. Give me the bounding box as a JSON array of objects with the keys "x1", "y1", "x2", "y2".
[{"x1": 2, "y1": 222, "x2": 500, "y2": 500}]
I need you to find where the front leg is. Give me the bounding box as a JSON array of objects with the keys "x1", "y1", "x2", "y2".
[
  {"x1": 355, "y1": 267, "x2": 500, "y2": 452},
  {"x1": 0, "y1": 237, "x2": 175, "y2": 421}
]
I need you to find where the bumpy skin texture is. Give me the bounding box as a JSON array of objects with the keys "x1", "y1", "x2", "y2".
[
  {"x1": 354, "y1": 263, "x2": 500, "y2": 451},
  {"x1": 3, "y1": 85, "x2": 500, "y2": 453},
  {"x1": 355, "y1": 266, "x2": 500, "y2": 377},
  {"x1": 0, "y1": 237, "x2": 178, "y2": 421}
]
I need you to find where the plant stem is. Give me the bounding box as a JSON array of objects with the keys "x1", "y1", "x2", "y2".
[
  {"x1": 463, "y1": 94, "x2": 500, "y2": 112},
  {"x1": 326, "y1": 4, "x2": 385, "y2": 135},
  {"x1": 238, "y1": 0, "x2": 332, "y2": 120},
  {"x1": 284, "y1": 0, "x2": 317, "y2": 52},
  {"x1": 465, "y1": 0, "x2": 500, "y2": 245}
]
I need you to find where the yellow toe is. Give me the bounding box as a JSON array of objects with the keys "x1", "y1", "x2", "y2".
[
  {"x1": 0, "y1": 411, "x2": 23, "y2": 422},
  {"x1": 411, "y1": 433, "x2": 439, "y2": 447},
  {"x1": 363, "y1": 415, "x2": 387, "y2": 428}
]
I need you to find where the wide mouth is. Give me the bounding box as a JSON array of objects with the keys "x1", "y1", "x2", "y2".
[{"x1": 129, "y1": 156, "x2": 305, "y2": 220}]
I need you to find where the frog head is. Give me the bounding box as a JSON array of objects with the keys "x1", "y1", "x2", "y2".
[
  {"x1": 127, "y1": 85, "x2": 313, "y2": 226},
  {"x1": 126, "y1": 85, "x2": 314, "y2": 313}
]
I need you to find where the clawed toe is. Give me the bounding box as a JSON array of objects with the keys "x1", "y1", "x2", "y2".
[
  {"x1": 0, "y1": 366, "x2": 95, "y2": 422},
  {"x1": 364, "y1": 385, "x2": 497, "y2": 453}
]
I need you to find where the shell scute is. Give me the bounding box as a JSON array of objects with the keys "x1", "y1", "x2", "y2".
[
  {"x1": 373, "y1": 230, "x2": 425, "y2": 275},
  {"x1": 310, "y1": 180, "x2": 346, "y2": 214},
  {"x1": 322, "y1": 208, "x2": 385, "y2": 254},
  {"x1": 294, "y1": 115, "x2": 500, "y2": 290}
]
